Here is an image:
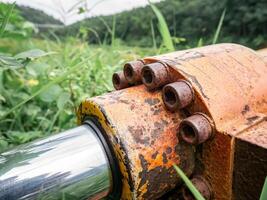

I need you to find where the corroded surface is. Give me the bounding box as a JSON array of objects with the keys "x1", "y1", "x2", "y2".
[
  {"x1": 113, "y1": 71, "x2": 131, "y2": 90},
  {"x1": 145, "y1": 43, "x2": 267, "y2": 134},
  {"x1": 78, "y1": 85, "x2": 195, "y2": 199},
  {"x1": 162, "y1": 80, "x2": 194, "y2": 111},
  {"x1": 78, "y1": 43, "x2": 267, "y2": 199},
  {"x1": 142, "y1": 43, "x2": 267, "y2": 200},
  {"x1": 123, "y1": 60, "x2": 144, "y2": 84},
  {"x1": 233, "y1": 119, "x2": 267, "y2": 200}
]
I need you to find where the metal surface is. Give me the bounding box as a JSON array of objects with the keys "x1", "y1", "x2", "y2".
[
  {"x1": 233, "y1": 119, "x2": 267, "y2": 200},
  {"x1": 78, "y1": 85, "x2": 195, "y2": 199},
  {"x1": 182, "y1": 176, "x2": 212, "y2": 200},
  {"x1": 179, "y1": 113, "x2": 213, "y2": 145},
  {"x1": 162, "y1": 80, "x2": 194, "y2": 111},
  {"x1": 112, "y1": 71, "x2": 130, "y2": 90},
  {"x1": 107, "y1": 43, "x2": 267, "y2": 199},
  {"x1": 141, "y1": 62, "x2": 170, "y2": 90},
  {"x1": 142, "y1": 43, "x2": 267, "y2": 199},
  {"x1": 123, "y1": 60, "x2": 144, "y2": 84},
  {"x1": 0, "y1": 123, "x2": 112, "y2": 200}
]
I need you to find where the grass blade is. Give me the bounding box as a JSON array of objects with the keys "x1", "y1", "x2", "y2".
[
  {"x1": 111, "y1": 15, "x2": 116, "y2": 47},
  {"x1": 0, "y1": 2, "x2": 15, "y2": 37},
  {"x1": 173, "y1": 165, "x2": 205, "y2": 200},
  {"x1": 150, "y1": 20, "x2": 157, "y2": 49},
  {"x1": 260, "y1": 177, "x2": 267, "y2": 200},
  {"x1": 149, "y1": 1, "x2": 174, "y2": 51},
  {"x1": 212, "y1": 8, "x2": 226, "y2": 44}
]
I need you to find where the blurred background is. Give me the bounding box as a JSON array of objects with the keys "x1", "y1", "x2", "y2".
[{"x1": 0, "y1": 0, "x2": 266, "y2": 152}]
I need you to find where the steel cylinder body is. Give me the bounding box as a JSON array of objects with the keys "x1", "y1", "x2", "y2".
[{"x1": 0, "y1": 122, "x2": 112, "y2": 200}]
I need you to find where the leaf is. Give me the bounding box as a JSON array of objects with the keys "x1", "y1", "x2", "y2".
[
  {"x1": 0, "y1": 54, "x2": 23, "y2": 68},
  {"x1": 57, "y1": 92, "x2": 70, "y2": 110},
  {"x1": 260, "y1": 177, "x2": 267, "y2": 200},
  {"x1": 173, "y1": 165, "x2": 205, "y2": 200},
  {"x1": 212, "y1": 8, "x2": 226, "y2": 44},
  {"x1": 7, "y1": 131, "x2": 42, "y2": 144},
  {"x1": 0, "y1": 94, "x2": 6, "y2": 102},
  {"x1": 39, "y1": 84, "x2": 62, "y2": 103},
  {"x1": 26, "y1": 63, "x2": 49, "y2": 77},
  {"x1": 149, "y1": 2, "x2": 174, "y2": 51},
  {"x1": 0, "y1": 2, "x2": 15, "y2": 37},
  {"x1": 15, "y1": 49, "x2": 56, "y2": 60},
  {"x1": 197, "y1": 38, "x2": 204, "y2": 47}
]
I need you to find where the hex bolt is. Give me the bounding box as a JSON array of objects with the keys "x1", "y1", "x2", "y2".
[
  {"x1": 182, "y1": 176, "x2": 213, "y2": 200},
  {"x1": 162, "y1": 80, "x2": 194, "y2": 111},
  {"x1": 112, "y1": 71, "x2": 130, "y2": 90},
  {"x1": 179, "y1": 113, "x2": 213, "y2": 145},
  {"x1": 141, "y1": 62, "x2": 169, "y2": 90},
  {"x1": 123, "y1": 60, "x2": 144, "y2": 84}
]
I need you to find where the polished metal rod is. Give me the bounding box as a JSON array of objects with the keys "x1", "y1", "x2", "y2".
[{"x1": 0, "y1": 122, "x2": 112, "y2": 200}]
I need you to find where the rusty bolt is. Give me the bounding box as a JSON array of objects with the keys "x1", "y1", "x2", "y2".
[
  {"x1": 112, "y1": 71, "x2": 130, "y2": 90},
  {"x1": 182, "y1": 176, "x2": 213, "y2": 200},
  {"x1": 179, "y1": 113, "x2": 213, "y2": 145},
  {"x1": 162, "y1": 80, "x2": 194, "y2": 111},
  {"x1": 141, "y1": 62, "x2": 169, "y2": 90},
  {"x1": 123, "y1": 60, "x2": 144, "y2": 84}
]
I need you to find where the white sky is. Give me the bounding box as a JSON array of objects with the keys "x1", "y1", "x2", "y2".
[{"x1": 1, "y1": 0, "x2": 162, "y2": 25}]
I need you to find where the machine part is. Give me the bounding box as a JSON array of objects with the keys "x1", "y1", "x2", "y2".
[
  {"x1": 162, "y1": 80, "x2": 194, "y2": 111},
  {"x1": 179, "y1": 113, "x2": 213, "y2": 145},
  {"x1": 233, "y1": 119, "x2": 267, "y2": 200},
  {"x1": 78, "y1": 85, "x2": 195, "y2": 199},
  {"x1": 141, "y1": 62, "x2": 170, "y2": 90},
  {"x1": 1, "y1": 43, "x2": 267, "y2": 200},
  {"x1": 123, "y1": 60, "x2": 144, "y2": 84},
  {"x1": 141, "y1": 44, "x2": 267, "y2": 199},
  {"x1": 111, "y1": 43, "x2": 267, "y2": 199},
  {"x1": 112, "y1": 71, "x2": 130, "y2": 90},
  {"x1": 182, "y1": 176, "x2": 213, "y2": 200},
  {"x1": 0, "y1": 121, "x2": 117, "y2": 200}
]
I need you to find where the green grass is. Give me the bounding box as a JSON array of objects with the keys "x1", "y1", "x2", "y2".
[
  {"x1": 149, "y1": 1, "x2": 174, "y2": 51},
  {"x1": 260, "y1": 177, "x2": 267, "y2": 200},
  {"x1": 212, "y1": 8, "x2": 226, "y2": 44},
  {"x1": 0, "y1": 37, "x2": 157, "y2": 152},
  {"x1": 174, "y1": 165, "x2": 205, "y2": 200}
]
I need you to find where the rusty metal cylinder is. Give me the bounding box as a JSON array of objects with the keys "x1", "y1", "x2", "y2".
[
  {"x1": 182, "y1": 176, "x2": 213, "y2": 200},
  {"x1": 112, "y1": 71, "x2": 130, "y2": 90},
  {"x1": 141, "y1": 62, "x2": 169, "y2": 90},
  {"x1": 162, "y1": 80, "x2": 194, "y2": 111},
  {"x1": 179, "y1": 113, "x2": 213, "y2": 145},
  {"x1": 123, "y1": 60, "x2": 144, "y2": 84}
]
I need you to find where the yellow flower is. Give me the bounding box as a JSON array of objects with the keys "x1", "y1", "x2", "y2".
[{"x1": 27, "y1": 79, "x2": 39, "y2": 86}]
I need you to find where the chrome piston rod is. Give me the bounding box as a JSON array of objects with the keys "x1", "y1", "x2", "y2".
[{"x1": 0, "y1": 120, "x2": 114, "y2": 200}]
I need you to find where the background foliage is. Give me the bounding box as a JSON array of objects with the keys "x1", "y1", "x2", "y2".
[{"x1": 52, "y1": 0, "x2": 267, "y2": 48}]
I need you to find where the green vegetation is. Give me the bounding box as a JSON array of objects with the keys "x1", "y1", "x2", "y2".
[
  {"x1": 0, "y1": 37, "x2": 156, "y2": 151},
  {"x1": 17, "y1": 5, "x2": 63, "y2": 25},
  {"x1": 0, "y1": 3, "x2": 161, "y2": 152},
  {"x1": 260, "y1": 177, "x2": 267, "y2": 200},
  {"x1": 52, "y1": 0, "x2": 267, "y2": 49}
]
